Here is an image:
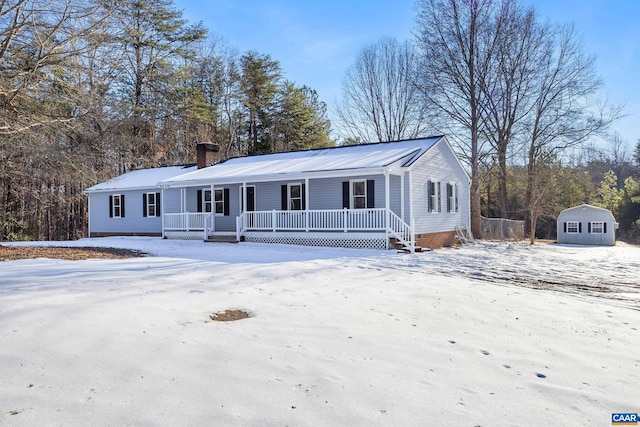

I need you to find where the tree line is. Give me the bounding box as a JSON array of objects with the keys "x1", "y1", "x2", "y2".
[
  {"x1": 1, "y1": 0, "x2": 638, "y2": 243},
  {"x1": 0, "y1": 0, "x2": 332, "y2": 241},
  {"x1": 337, "y1": 0, "x2": 639, "y2": 243}
]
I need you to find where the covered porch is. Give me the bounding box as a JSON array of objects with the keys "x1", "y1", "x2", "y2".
[
  {"x1": 162, "y1": 207, "x2": 413, "y2": 250},
  {"x1": 160, "y1": 171, "x2": 415, "y2": 251}
]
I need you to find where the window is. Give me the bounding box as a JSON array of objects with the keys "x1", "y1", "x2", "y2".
[
  {"x1": 341, "y1": 180, "x2": 374, "y2": 209},
  {"x1": 109, "y1": 194, "x2": 125, "y2": 218},
  {"x1": 590, "y1": 221, "x2": 604, "y2": 234},
  {"x1": 143, "y1": 192, "x2": 160, "y2": 217},
  {"x1": 203, "y1": 190, "x2": 212, "y2": 213},
  {"x1": 454, "y1": 183, "x2": 459, "y2": 213},
  {"x1": 288, "y1": 183, "x2": 302, "y2": 210},
  {"x1": 351, "y1": 180, "x2": 366, "y2": 209},
  {"x1": 427, "y1": 180, "x2": 440, "y2": 213},
  {"x1": 198, "y1": 188, "x2": 228, "y2": 215},
  {"x1": 446, "y1": 183, "x2": 459, "y2": 213},
  {"x1": 214, "y1": 189, "x2": 224, "y2": 215},
  {"x1": 566, "y1": 221, "x2": 579, "y2": 233}
]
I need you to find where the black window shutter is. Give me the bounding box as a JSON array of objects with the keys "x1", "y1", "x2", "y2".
[
  {"x1": 342, "y1": 181, "x2": 349, "y2": 208},
  {"x1": 578, "y1": 222, "x2": 582, "y2": 233},
  {"x1": 197, "y1": 190, "x2": 202, "y2": 212},
  {"x1": 563, "y1": 222, "x2": 566, "y2": 233},
  {"x1": 427, "y1": 180, "x2": 433, "y2": 212},
  {"x1": 109, "y1": 195, "x2": 113, "y2": 218},
  {"x1": 142, "y1": 193, "x2": 147, "y2": 217},
  {"x1": 446, "y1": 184, "x2": 452, "y2": 212},
  {"x1": 604, "y1": 222, "x2": 607, "y2": 233},
  {"x1": 121, "y1": 194, "x2": 125, "y2": 217},
  {"x1": 223, "y1": 188, "x2": 230, "y2": 216},
  {"x1": 156, "y1": 192, "x2": 161, "y2": 216},
  {"x1": 281, "y1": 185, "x2": 288, "y2": 210},
  {"x1": 366, "y1": 180, "x2": 375, "y2": 208},
  {"x1": 302, "y1": 184, "x2": 306, "y2": 210},
  {"x1": 588, "y1": 223, "x2": 591, "y2": 233}
]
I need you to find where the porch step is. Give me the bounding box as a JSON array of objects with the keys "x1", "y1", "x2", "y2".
[
  {"x1": 396, "y1": 245, "x2": 427, "y2": 253},
  {"x1": 205, "y1": 235, "x2": 239, "y2": 243}
]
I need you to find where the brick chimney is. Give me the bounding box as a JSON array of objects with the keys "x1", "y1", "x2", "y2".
[{"x1": 196, "y1": 142, "x2": 219, "y2": 169}]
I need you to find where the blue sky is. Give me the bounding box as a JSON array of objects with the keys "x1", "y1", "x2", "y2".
[{"x1": 174, "y1": 0, "x2": 639, "y2": 150}]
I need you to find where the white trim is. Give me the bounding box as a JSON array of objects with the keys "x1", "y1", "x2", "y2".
[
  {"x1": 566, "y1": 221, "x2": 579, "y2": 234},
  {"x1": 159, "y1": 167, "x2": 388, "y2": 189}
]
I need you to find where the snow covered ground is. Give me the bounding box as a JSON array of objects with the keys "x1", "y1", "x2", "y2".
[{"x1": 1, "y1": 238, "x2": 639, "y2": 426}]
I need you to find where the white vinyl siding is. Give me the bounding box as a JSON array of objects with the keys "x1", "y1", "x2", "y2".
[{"x1": 411, "y1": 138, "x2": 470, "y2": 235}]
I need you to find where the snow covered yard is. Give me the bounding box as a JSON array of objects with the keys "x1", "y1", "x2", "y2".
[{"x1": 1, "y1": 238, "x2": 639, "y2": 426}]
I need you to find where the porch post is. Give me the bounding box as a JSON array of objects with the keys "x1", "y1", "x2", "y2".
[
  {"x1": 242, "y1": 182, "x2": 247, "y2": 231},
  {"x1": 304, "y1": 177, "x2": 309, "y2": 232},
  {"x1": 400, "y1": 173, "x2": 405, "y2": 221},
  {"x1": 210, "y1": 184, "x2": 215, "y2": 236},
  {"x1": 384, "y1": 171, "x2": 390, "y2": 229},
  {"x1": 180, "y1": 188, "x2": 185, "y2": 212},
  {"x1": 161, "y1": 187, "x2": 165, "y2": 238}
]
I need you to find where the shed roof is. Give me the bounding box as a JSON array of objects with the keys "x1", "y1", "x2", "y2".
[
  {"x1": 84, "y1": 165, "x2": 197, "y2": 193},
  {"x1": 558, "y1": 204, "x2": 615, "y2": 218},
  {"x1": 160, "y1": 136, "x2": 444, "y2": 187}
]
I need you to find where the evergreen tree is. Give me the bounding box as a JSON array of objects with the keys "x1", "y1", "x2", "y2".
[
  {"x1": 274, "y1": 83, "x2": 333, "y2": 151},
  {"x1": 592, "y1": 170, "x2": 623, "y2": 215},
  {"x1": 112, "y1": 0, "x2": 206, "y2": 167},
  {"x1": 240, "y1": 51, "x2": 281, "y2": 154}
]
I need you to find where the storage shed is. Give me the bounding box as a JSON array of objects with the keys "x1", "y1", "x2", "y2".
[{"x1": 556, "y1": 204, "x2": 617, "y2": 246}]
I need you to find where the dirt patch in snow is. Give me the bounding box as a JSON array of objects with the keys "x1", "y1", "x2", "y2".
[
  {"x1": 0, "y1": 245, "x2": 146, "y2": 261},
  {"x1": 209, "y1": 309, "x2": 252, "y2": 322}
]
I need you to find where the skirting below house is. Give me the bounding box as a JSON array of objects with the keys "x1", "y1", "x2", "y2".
[
  {"x1": 242, "y1": 231, "x2": 389, "y2": 250},
  {"x1": 164, "y1": 231, "x2": 206, "y2": 240},
  {"x1": 414, "y1": 230, "x2": 457, "y2": 249},
  {"x1": 90, "y1": 232, "x2": 162, "y2": 238}
]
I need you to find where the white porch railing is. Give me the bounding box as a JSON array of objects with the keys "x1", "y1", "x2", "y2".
[
  {"x1": 240, "y1": 208, "x2": 387, "y2": 232},
  {"x1": 164, "y1": 213, "x2": 213, "y2": 233},
  {"x1": 236, "y1": 208, "x2": 415, "y2": 252}
]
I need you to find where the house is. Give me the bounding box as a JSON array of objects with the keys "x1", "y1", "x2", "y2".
[
  {"x1": 85, "y1": 136, "x2": 471, "y2": 251},
  {"x1": 556, "y1": 204, "x2": 617, "y2": 246},
  {"x1": 84, "y1": 164, "x2": 197, "y2": 237}
]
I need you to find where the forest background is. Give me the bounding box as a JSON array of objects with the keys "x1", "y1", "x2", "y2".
[{"x1": 1, "y1": 0, "x2": 638, "y2": 243}]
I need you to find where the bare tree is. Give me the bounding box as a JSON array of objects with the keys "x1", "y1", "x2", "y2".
[
  {"x1": 0, "y1": 0, "x2": 115, "y2": 136},
  {"x1": 414, "y1": 0, "x2": 512, "y2": 237},
  {"x1": 523, "y1": 24, "x2": 619, "y2": 238},
  {"x1": 336, "y1": 37, "x2": 428, "y2": 143},
  {"x1": 480, "y1": 3, "x2": 542, "y2": 219}
]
